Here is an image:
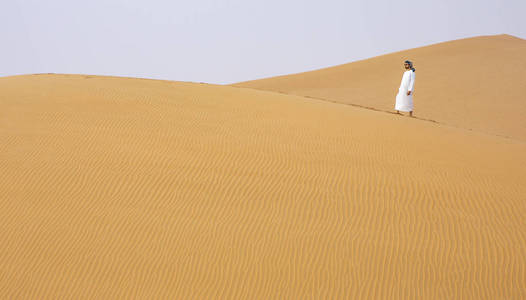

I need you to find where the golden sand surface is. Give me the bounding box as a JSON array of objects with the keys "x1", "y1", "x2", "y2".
[
  {"x1": 234, "y1": 34, "x2": 526, "y2": 142},
  {"x1": 1, "y1": 74, "x2": 525, "y2": 299}
]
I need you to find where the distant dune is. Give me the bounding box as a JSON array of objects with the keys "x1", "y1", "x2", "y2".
[
  {"x1": 234, "y1": 34, "x2": 526, "y2": 141},
  {"x1": 1, "y1": 74, "x2": 525, "y2": 298}
]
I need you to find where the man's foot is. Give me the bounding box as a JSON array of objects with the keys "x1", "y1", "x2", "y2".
[
  {"x1": 396, "y1": 110, "x2": 401, "y2": 114},
  {"x1": 409, "y1": 111, "x2": 414, "y2": 117}
]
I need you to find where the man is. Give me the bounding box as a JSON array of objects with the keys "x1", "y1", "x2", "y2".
[{"x1": 395, "y1": 60, "x2": 416, "y2": 116}]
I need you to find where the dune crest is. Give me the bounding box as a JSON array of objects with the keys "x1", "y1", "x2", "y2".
[
  {"x1": 1, "y1": 74, "x2": 526, "y2": 298},
  {"x1": 234, "y1": 34, "x2": 526, "y2": 141}
]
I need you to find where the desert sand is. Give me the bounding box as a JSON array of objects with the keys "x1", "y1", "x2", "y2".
[
  {"x1": 1, "y1": 72, "x2": 525, "y2": 299},
  {"x1": 234, "y1": 34, "x2": 526, "y2": 142}
]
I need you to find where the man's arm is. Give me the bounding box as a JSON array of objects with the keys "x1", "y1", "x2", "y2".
[{"x1": 407, "y1": 72, "x2": 415, "y2": 95}]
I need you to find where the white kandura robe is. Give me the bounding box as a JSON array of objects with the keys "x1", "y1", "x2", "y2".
[{"x1": 395, "y1": 70, "x2": 415, "y2": 112}]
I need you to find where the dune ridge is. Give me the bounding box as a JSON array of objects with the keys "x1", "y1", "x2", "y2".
[
  {"x1": 233, "y1": 34, "x2": 526, "y2": 142},
  {"x1": 1, "y1": 74, "x2": 526, "y2": 298}
]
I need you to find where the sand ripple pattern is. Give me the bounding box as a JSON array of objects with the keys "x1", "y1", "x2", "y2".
[{"x1": 1, "y1": 74, "x2": 526, "y2": 299}]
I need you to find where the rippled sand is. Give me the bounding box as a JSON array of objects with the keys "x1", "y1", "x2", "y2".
[{"x1": 1, "y1": 73, "x2": 525, "y2": 298}]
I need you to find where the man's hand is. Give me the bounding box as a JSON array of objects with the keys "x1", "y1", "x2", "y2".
[{"x1": 407, "y1": 91, "x2": 412, "y2": 96}]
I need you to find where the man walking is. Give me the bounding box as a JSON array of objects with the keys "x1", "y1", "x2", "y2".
[{"x1": 395, "y1": 60, "x2": 416, "y2": 116}]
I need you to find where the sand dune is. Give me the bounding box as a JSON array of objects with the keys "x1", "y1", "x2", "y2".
[
  {"x1": 234, "y1": 34, "x2": 526, "y2": 141},
  {"x1": 1, "y1": 74, "x2": 526, "y2": 298}
]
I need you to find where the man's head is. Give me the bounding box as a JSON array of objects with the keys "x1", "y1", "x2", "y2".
[{"x1": 404, "y1": 60, "x2": 415, "y2": 72}]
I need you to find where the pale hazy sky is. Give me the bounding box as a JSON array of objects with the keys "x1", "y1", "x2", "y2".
[{"x1": 2, "y1": 0, "x2": 525, "y2": 84}]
